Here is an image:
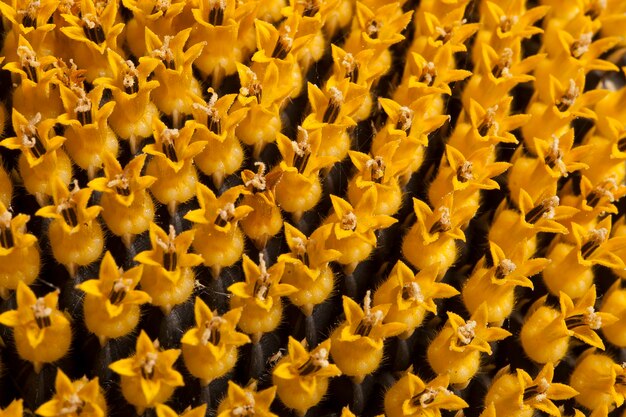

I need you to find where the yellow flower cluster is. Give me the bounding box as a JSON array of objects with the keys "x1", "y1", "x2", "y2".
[{"x1": 0, "y1": 0, "x2": 625, "y2": 416}]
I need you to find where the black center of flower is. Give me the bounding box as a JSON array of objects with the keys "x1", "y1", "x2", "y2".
[
  {"x1": 253, "y1": 279, "x2": 271, "y2": 300},
  {"x1": 367, "y1": 19, "x2": 380, "y2": 39},
  {"x1": 522, "y1": 385, "x2": 543, "y2": 401},
  {"x1": 116, "y1": 185, "x2": 131, "y2": 196},
  {"x1": 61, "y1": 206, "x2": 79, "y2": 228},
  {"x1": 163, "y1": 141, "x2": 178, "y2": 162},
  {"x1": 435, "y1": 26, "x2": 453, "y2": 43},
  {"x1": 617, "y1": 136, "x2": 626, "y2": 152},
  {"x1": 271, "y1": 39, "x2": 291, "y2": 60},
  {"x1": 298, "y1": 357, "x2": 321, "y2": 376},
  {"x1": 35, "y1": 315, "x2": 51, "y2": 329},
  {"x1": 208, "y1": 4, "x2": 225, "y2": 25},
  {"x1": 564, "y1": 314, "x2": 587, "y2": 330},
  {"x1": 347, "y1": 65, "x2": 359, "y2": 84},
  {"x1": 323, "y1": 99, "x2": 341, "y2": 124},
  {"x1": 208, "y1": 115, "x2": 222, "y2": 135},
  {"x1": 478, "y1": 119, "x2": 492, "y2": 137},
  {"x1": 77, "y1": 109, "x2": 92, "y2": 126},
  {"x1": 163, "y1": 251, "x2": 177, "y2": 271},
  {"x1": 581, "y1": 239, "x2": 600, "y2": 259},
  {"x1": 22, "y1": 14, "x2": 37, "y2": 28},
  {"x1": 302, "y1": 0, "x2": 319, "y2": 17},
  {"x1": 293, "y1": 150, "x2": 311, "y2": 174},
  {"x1": 204, "y1": 322, "x2": 221, "y2": 345},
  {"x1": 355, "y1": 320, "x2": 373, "y2": 336},
  {"x1": 0, "y1": 227, "x2": 14, "y2": 249},
  {"x1": 27, "y1": 133, "x2": 46, "y2": 159},
  {"x1": 23, "y1": 63, "x2": 38, "y2": 82},
  {"x1": 83, "y1": 22, "x2": 106, "y2": 44},
  {"x1": 108, "y1": 286, "x2": 127, "y2": 305},
  {"x1": 125, "y1": 76, "x2": 139, "y2": 94},
  {"x1": 525, "y1": 203, "x2": 548, "y2": 224}
]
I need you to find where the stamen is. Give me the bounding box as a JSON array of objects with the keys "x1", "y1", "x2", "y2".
[
  {"x1": 20, "y1": 113, "x2": 46, "y2": 159},
  {"x1": 244, "y1": 162, "x2": 267, "y2": 192},
  {"x1": 302, "y1": 0, "x2": 319, "y2": 17},
  {"x1": 239, "y1": 69, "x2": 262, "y2": 102},
  {"x1": 581, "y1": 227, "x2": 608, "y2": 259},
  {"x1": 72, "y1": 86, "x2": 93, "y2": 125},
  {"x1": 499, "y1": 15, "x2": 518, "y2": 33},
  {"x1": 200, "y1": 315, "x2": 225, "y2": 345},
  {"x1": 585, "y1": 0, "x2": 606, "y2": 20},
  {"x1": 355, "y1": 291, "x2": 383, "y2": 336},
  {"x1": 215, "y1": 202, "x2": 236, "y2": 227},
  {"x1": 366, "y1": 156, "x2": 385, "y2": 183},
  {"x1": 298, "y1": 346, "x2": 330, "y2": 376},
  {"x1": 419, "y1": 62, "x2": 437, "y2": 86},
  {"x1": 586, "y1": 178, "x2": 617, "y2": 208},
  {"x1": 456, "y1": 161, "x2": 474, "y2": 183},
  {"x1": 429, "y1": 206, "x2": 452, "y2": 234},
  {"x1": 366, "y1": 19, "x2": 380, "y2": 39},
  {"x1": 543, "y1": 136, "x2": 568, "y2": 176},
  {"x1": 109, "y1": 276, "x2": 133, "y2": 305},
  {"x1": 495, "y1": 259, "x2": 516, "y2": 279},
  {"x1": 17, "y1": 0, "x2": 40, "y2": 27},
  {"x1": 571, "y1": 32, "x2": 593, "y2": 58},
  {"x1": 59, "y1": 393, "x2": 84, "y2": 416},
  {"x1": 322, "y1": 87, "x2": 343, "y2": 124},
  {"x1": 291, "y1": 236, "x2": 310, "y2": 266},
  {"x1": 17, "y1": 45, "x2": 40, "y2": 82},
  {"x1": 566, "y1": 306, "x2": 602, "y2": 330},
  {"x1": 292, "y1": 127, "x2": 311, "y2": 174},
  {"x1": 155, "y1": 225, "x2": 177, "y2": 271},
  {"x1": 492, "y1": 48, "x2": 513, "y2": 79},
  {"x1": 140, "y1": 351, "x2": 159, "y2": 379},
  {"x1": 207, "y1": 0, "x2": 226, "y2": 25},
  {"x1": 271, "y1": 26, "x2": 293, "y2": 60},
  {"x1": 456, "y1": 320, "x2": 476, "y2": 345},
  {"x1": 107, "y1": 174, "x2": 131, "y2": 196},
  {"x1": 396, "y1": 106, "x2": 413, "y2": 132},
  {"x1": 82, "y1": 14, "x2": 105, "y2": 44},
  {"x1": 525, "y1": 196, "x2": 559, "y2": 224},
  {"x1": 341, "y1": 53, "x2": 359, "y2": 83},
  {"x1": 556, "y1": 79, "x2": 580, "y2": 112},
  {"x1": 523, "y1": 377, "x2": 550, "y2": 402},
  {"x1": 401, "y1": 282, "x2": 424, "y2": 303},
  {"x1": 0, "y1": 211, "x2": 14, "y2": 249},
  {"x1": 232, "y1": 392, "x2": 256, "y2": 416},
  {"x1": 161, "y1": 128, "x2": 179, "y2": 162},
  {"x1": 151, "y1": 0, "x2": 170, "y2": 14},
  {"x1": 122, "y1": 60, "x2": 139, "y2": 94},
  {"x1": 253, "y1": 254, "x2": 271, "y2": 301},
  {"x1": 31, "y1": 297, "x2": 52, "y2": 329},
  {"x1": 151, "y1": 36, "x2": 176, "y2": 69},
  {"x1": 478, "y1": 105, "x2": 499, "y2": 137},
  {"x1": 340, "y1": 212, "x2": 357, "y2": 231}
]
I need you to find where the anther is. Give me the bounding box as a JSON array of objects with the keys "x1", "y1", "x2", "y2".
[
  {"x1": 366, "y1": 156, "x2": 385, "y2": 183},
  {"x1": 82, "y1": 14, "x2": 106, "y2": 44},
  {"x1": 429, "y1": 206, "x2": 452, "y2": 234},
  {"x1": 31, "y1": 297, "x2": 52, "y2": 329},
  {"x1": 161, "y1": 128, "x2": 179, "y2": 162},
  {"x1": 556, "y1": 79, "x2": 580, "y2": 112},
  {"x1": 525, "y1": 196, "x2": 559, "y2": 224},
  {"x1": 355, "y1": 291, "x2": 383, "y2": 336},
  {"x1": 322, "y1": 87, "x2": 343, "y2": 124},
  {"x1": 292, "y1": 127, "x2": 311, "y2": 174},
  {"x1": 581, "y1": 228, "x2": 608, "y2": 259},
  {"x1": 419, "y1": 62, "x2": 437, "y2": 86},
  {"x1": 492, "y1": 48, "x2": 513, "y2": 79}
]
